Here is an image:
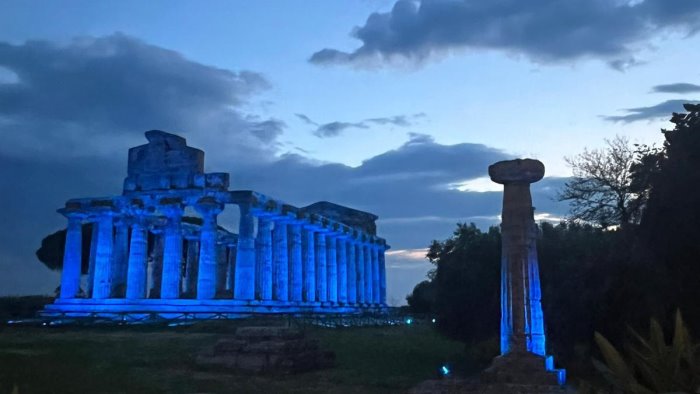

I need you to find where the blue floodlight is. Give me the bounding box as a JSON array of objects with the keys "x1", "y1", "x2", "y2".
[
  {"x1": 440, "y1": 365, "x2": 450, "y2": 376},
  {"x1": 431, "y1": 318, "x2": 436, "y2": 323},
  {"x1": 405, "y1": 318, "x2": 413, "y2": 325}
]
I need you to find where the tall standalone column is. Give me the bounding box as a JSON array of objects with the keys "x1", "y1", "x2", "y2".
[
  {"x1": 303, "y1": 226, "x2": 316, "y2": 302},
  {"x1": 234, "y1": 202, "x2": 256, "y2": 300},
  {"x1": 58, "y1": 208, "x2": 85, "y2": 299},
  {"x1": 489, "y1": 159, "x2": 547, "y2": 356},
  {"x1": 346, "y1": 237, "x2": 357, "y2": 304},
  {"x1": 371, "y1": 242, "x2": 380, "y2": 305},
  {"x1": 255, "y1": 217, "x2": 273, "y2": 300},
  {"x1": 273, "y1": 220, "x2": 289, "y2": 301},
  {"x1": 92, "y1": 211, "x2": 115, "y2": 299},
  {"x1": 289, "y1": 223, "x2": 303, "y2": 302},
  {"x1": 160, "y1": 203, "x2": 184, "y2": 299},
  {"x1": 126, "y1": 213, "x2": 149, "y2": 299},
  {"x1": 196, "y1": 198, "x2": 222, "y2": 300},
  {"x1": 315, "y1": 232, "x2": 327, "y2": 302},
  {"x1": 326, "y1": 233, "x2": 338, "y2": 303},
  {"x1": 336, "y1": 235, "x2": 348, "y2": 304}
]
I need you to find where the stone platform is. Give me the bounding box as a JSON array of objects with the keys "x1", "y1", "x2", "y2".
[
  {"x1": 41, "y1": 298, "x2": 386, "y2": 320},
  {"x1": 481, "y1": 352, "x2": 565, "y2": 386},
  {"x1": 196, "y1": 326, "x2": 334, "y2": 374},
  {"x1": 409, "y1": 379, "x2": 572, "y2": 394}
]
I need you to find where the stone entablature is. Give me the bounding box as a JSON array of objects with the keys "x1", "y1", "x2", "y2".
[{"x1": 44, "y1": 131, "x2": 389, "y2": 319}]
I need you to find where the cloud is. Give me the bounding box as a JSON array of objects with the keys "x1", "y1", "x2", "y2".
[
  {"x1": 295, "y1": 113, "x2": 318, "y2": 126},
  {"x1": 299, "y1": 112, "x2": 425, "y2": 138},
  {"x1": 314, "y1": 121, "x2": 368, "y2": 138},
  {"x1": 0, "y1": 34, "x2": 572, "y2": 304},
  {"x1": 0, "y1": 33, "x2": 277, "y2": 162},
  {"x1": 310, "y1": 0, "x2": 700, "y2": 68},
  {"x1": 247, "y1": 118, "x2": 286, "y2": 143},
  {"x1": 651, "y1": 83, "x2": 700, "y2": 94},
  {"x1": 603, "y1": 99, "x2": 700, "y2": 122}
]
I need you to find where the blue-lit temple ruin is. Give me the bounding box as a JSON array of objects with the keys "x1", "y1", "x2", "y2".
[{"x1": 43, "y1": 130, "x2": 388, "y2": 319}]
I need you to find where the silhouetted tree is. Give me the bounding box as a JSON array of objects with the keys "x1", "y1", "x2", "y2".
[
  {"x1": 636, "y1": 103, "x2": 700, "y2": 331},
  {"x1": 36, "y1": 223, "x2": 94, "y2": 273},
  {"x1": 407, "y1": 223, "x2": 501, "y2": 343},
  {"x1": 558, "y1": 135, "x2": 639, "y2": 228},
  {"x1": 405, "y1": 280, "x2": 435, "y2": 313}
]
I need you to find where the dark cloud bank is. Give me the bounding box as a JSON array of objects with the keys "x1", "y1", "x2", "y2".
[
  {"x1": 0, "y1": 34, "x2": 569, "y2": 301},
  {"x1": 604, "y1": 99, "x2": 700, "y2": 123},
  {"x1": 296, "y1": 113, "x2": 424, "y2": 138},
  {"x1": 310, "y1": 0, "x2": 700, "y2": 69}
]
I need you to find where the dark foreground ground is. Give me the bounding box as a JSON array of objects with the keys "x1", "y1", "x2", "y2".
[{"x1": 0, "y1": 298, "x2": 472, "y2": 393}]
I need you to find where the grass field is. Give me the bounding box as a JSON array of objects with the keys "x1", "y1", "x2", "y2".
[{"x1": 0, "y1": 317, "x2": 473, "y2": 394}]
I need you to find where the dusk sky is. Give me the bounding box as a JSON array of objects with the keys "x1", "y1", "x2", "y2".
[{"x1": 1, "y1": 0, "x2": 699, "y2": 304}]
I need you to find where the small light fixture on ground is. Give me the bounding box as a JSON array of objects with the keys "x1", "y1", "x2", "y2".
[
  {"x1": 440, "y1": 364, "x2": 450, "y2": 376},
  {"x1": 405, "y1": 317, "x2": 413, "y2": 325},
  {"x1": 431, "y1": 318, "x2": 436, "y2": 323}
]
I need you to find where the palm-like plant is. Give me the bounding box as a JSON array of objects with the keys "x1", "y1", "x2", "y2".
[{"x1": 593, "y1": 310, "x2": 700, "y2": 393}]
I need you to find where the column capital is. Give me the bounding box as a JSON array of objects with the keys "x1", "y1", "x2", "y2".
[
  {"x1": 58, "y1": 206, "x2": 88, "y2": 221},
  {"x1": 159, "y1": 198, "x2": 185, "y2": 217},
  {"x1": 195, "y1": 196, "x2": 223, "y2": 216}
]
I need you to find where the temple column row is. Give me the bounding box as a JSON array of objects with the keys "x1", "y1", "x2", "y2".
[{"x1": 59, "y1": 202, "x2": 387, "y2": 306}]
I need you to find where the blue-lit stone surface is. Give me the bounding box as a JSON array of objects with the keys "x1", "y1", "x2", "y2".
[
  {"x1": 46, "y1": 131, "x2": 389, "y2": 319},
  {"x1": 488, "y1": 158, "x2": 565, "y2": 385},
  {"x1": 58, "y1": 209, "x2": 84, "y2": 299}
]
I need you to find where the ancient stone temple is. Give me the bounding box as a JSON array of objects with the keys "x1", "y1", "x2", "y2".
[
  {"x1": 483, "y1": 159, "x2": 565, "y2": 386},
  {"x1": 43, "y1": 130, "x2": 389, "y2": 319}
]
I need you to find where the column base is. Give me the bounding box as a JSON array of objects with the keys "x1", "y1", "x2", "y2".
[{"x1": 481, "y1": 352, "x2": 565, "y2": 386}]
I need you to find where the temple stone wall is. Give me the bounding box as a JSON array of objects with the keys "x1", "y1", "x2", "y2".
[{"x1": 45, "y1": 130, "x2": 389, "y2": 319}]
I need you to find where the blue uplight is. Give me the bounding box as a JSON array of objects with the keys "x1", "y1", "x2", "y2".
[
  {"x1": 440, "y1": 365, "x2": 450, "y2": 376},
  {"x1": 431, "y1": 318, "x2": 436, "y2": 323},
  {"x1": 405, "y1": 318, "x2": 413, "y2": 325}
]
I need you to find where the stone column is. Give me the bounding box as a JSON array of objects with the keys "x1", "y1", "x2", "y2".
[
  {"x1": 234, "y1": 203, "x2": 256, "y2": 300},
  {"x1": 255, "y1": 217, "x2": 273, "y2": 300},
  {"x1": 355, "y1": 238, "x2": 365, "y2": 305},
  {"x1": 226, "y1": 242, "x2": 237, "y2": 295},
  {"x1": 346, "y1": 237, "x2": 357, "y2": 304},
  {"x1": 379, "y1": 244, "x2": 387, "y2": 305},
  {"x1": 488, "y1": 159, "x2": 547, "y2": 356},
  {"x1": 315, "y1": 232, "x2": 327, "y2": 303},
  {"x1": 149, "y1": 231, "x2": 164, "y2": 298},
  {"x1": 58, "y1": 207, "x2": 85, "y2": 299},
  {"x1": 86, "y1": 223, "x2": 98, "y2": 298},
  {"x1": 126, "y1": 214, "x2": 149, "y2": 299},
  {"x1": 273, "y1": 220, "x2": 289, "y2": 301},
  {"x1": 363, "y1": 242, "x2": 372, "y2": 304},
  {"x1": 302, "y1": 227, "x2": 316, "y2": 302},
  {"x1": 160, "y1": 202, "x2": 184, "y2": 299},
  {"x1": 195, "y1": 198, "x2": 222, "y2": 300},
  {"x1": 371, "y1": 242, "x2": 380, "y2": 305},
  {"x1": 92, "y1": 211, "x2": 115, "y2": 299},
  {"x1": 183, "y1": 238, "x2": 199, "y2": 297},
  {"x1": 326, "y1": 233, "x2": 338, "y2": 303},
  {"x1": 289, "y1": 222, "x2": 303, "y2": 302},
  {"x1": 112, "y1": 218, "x2": 130, "y2": 297},
  {"x1": 216, "y1": 243, "x2": 229, "y2": 296},
  {"x1": 336, "y1": 235, "x2": 348, "y2": 304}
]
